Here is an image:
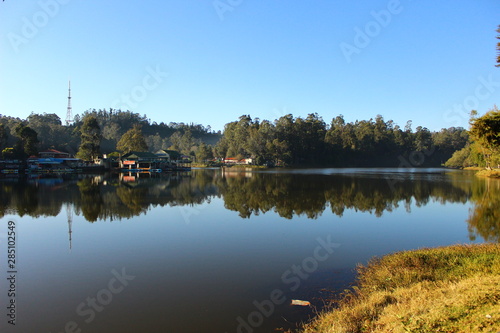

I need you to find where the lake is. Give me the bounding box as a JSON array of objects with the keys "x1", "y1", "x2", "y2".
[{"x1": 0, "y1": 168, "x2": 499, "y2": 333}]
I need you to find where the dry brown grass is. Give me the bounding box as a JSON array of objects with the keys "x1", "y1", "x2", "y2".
[
  {"x1": 476, "y1": 169, "x2": 500, "y2": 178},
  {"x1": 301, "y1": 243, "x2": 500, "y2": 333}
]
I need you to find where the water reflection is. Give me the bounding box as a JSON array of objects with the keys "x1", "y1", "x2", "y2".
[
  {"x1": 1, "y1": 169, "x2": 499, "y2": 241},
  {"x1": 1, "y1": 169, "x2": 499, "y2": 333},
  {"x1": 218, "y1": 170, "x2": 469, "y2": 219},
  {"x1": 466, "y1": 177, "x2": 500, "y2": 242}
]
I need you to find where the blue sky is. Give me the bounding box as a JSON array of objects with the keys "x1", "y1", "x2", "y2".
[{"x1": 1, "y1": 0, "x2": 499, "y2": 132}]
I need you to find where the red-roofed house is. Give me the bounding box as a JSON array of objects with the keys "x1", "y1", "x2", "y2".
[{"x1": 39, "y1": 149, "x2": 71, "y2": 158}]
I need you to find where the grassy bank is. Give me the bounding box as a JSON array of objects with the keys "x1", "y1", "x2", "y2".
[
  {"x1": 301, "y1": 243, "x2": 500, "y2": 333},
  {"x1": 462, "y1": 167, "x2": 500, "y2": 178},
  {"x1": 476, "y1": 169, "x2": 500, "y2": 178}
]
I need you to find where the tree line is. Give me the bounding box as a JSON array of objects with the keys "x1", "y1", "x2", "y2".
[
  {"x1": 214, "y1": 113, "x2": 468, "y2": 167},
  {"x1": 0, "y1": 109, "x2": 221, "y2": 160},
  {"x1": 1, "y1": 109, "x2": 471, "y2": 166}
]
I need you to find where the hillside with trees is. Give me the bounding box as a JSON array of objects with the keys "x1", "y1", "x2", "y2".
[
  {"x1": 0, "y1": 109, "x2": 469, "y2": 166},
  {"x1": 0, "y1": 109, "x2": 221, "y2": 160}
]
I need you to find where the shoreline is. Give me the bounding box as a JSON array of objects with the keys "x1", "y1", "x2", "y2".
[
  {"x1": 299, "y1": 243, "x2": 500, "y2": 333},
  {"x1": 463, "y1": 166, "x2": 500, "y2": 178}
]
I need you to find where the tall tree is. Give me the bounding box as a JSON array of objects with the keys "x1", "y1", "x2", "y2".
[
  {"x1": 414, "y1": 126, "x2": 433, "y2": 152},
  {"x1": 14, "y1": 123, "x2": 39, "y2": 157},
  {"x1": 0, "y1": 123, "x2": 8, "y2": 151},
  {"x1": 77, "y1": 115, "x2": 102, "y2": 160},
  {"x1": 27, "y1": 112, "x2": 63, "y2": 150},
  {"x1": 195, "y1": 142, "x2": 214, "y2": 163},
  {"x1": 179, "y1": 129, "x2": 198, "y2": 155},
  {"x1": 117, "y1": 125, "x2": 148, "y2": 154}
]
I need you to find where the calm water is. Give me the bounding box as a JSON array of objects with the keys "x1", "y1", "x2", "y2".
[{"x1": 0, "y1": 168, "x2": 499, "y2": 333}]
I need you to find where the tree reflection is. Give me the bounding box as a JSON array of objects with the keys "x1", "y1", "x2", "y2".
[
  {"x1": 77, "y1": 178, "x2": 103, "y2": 222},
  {"x1": 216, "y1": 171, "x2": 470, "y2": 219},
  {"x1": 467, "y1": 177, "x2": 500, "y2": 242},
  {"x1": 1, "y1": 169, "x2": 498, "y2": 243},
  {"x1": 0, "y1": 180, "x2": 43, "y2": 217}
]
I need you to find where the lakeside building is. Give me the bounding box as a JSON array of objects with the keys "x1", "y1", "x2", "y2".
[
  {"x1": 119, "y1": 150, "x2": 191, "y2": 172},
  {"x1": 27, "y1": 149, "x2": 83, "y2": 173},
  {"x1": 223, "y1": 157, "x2": 253, "y2": 165},
  {"x1": 1, "y1": 149, "x2": 192, "y2": 175},
  {"x1": 119, "y1": 152, "x2": 166, "y2": 171}
]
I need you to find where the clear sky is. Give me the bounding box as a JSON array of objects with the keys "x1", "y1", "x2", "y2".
[{"x1": 1, "y1": 0, "x2": 499, "y2": 132}]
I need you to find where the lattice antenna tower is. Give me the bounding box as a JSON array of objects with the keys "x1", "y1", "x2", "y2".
[
  {"x1": 66, "y1": 203, "x2": 73, "y2": 251},
  {"x1": 65, "y1": 80, "x2": 73, "y2": 126}
]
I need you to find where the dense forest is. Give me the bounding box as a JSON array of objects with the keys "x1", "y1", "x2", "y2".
[
  {"x1": 0, "y1": 109, "x2": 221, "y2": 159},
  {"x1": 214, "y1": 113, "x2": 468, "y2": 167},
  {"x1": 0, "y1": 108, "x2": 490, "y2": 168}
]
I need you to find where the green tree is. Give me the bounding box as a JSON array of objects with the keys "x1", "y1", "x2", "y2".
[
  {"x1": 168, "y1": 131, "x2": 182, "y2": 152},
  {"x1": 117, "y1": 125, "x2": 148, "y2": 154},
  {"x1": 274, "y1": 114, "x2": 298, "y2": 164},
  {"x1": 77, "y1": 115, "x2": 102, "y2": 160},
  {"x1": 247, "y1": 119, "x2": 275, "y2": 165},
  {"x1": 469, "y1": 107, "x2": 500, "y2": 169},
  {"x1": 179, "y1": 129, "x2": 199, "y2": 156},
  {"x1": 27, "y1": 112, "x2": 64, "y2": 150},
  {"x1": 444, "y1": 145, "x2": 472, "y2": 168},
  {"x1": 0, "y1": 123, "x2": 8, "y2": 151},
  {"x1": 354, "y1": 119, "x2": 375, "y2": 152},
  {"x1": 14, "y1": 123, "x2": 39, "y2": 157},
  {"x1": 414, "y1": 126, "x2": 433, "y2": 152},
  {"x1": 195, "y1": 142, "x2": 213, "y2": 163},
  {"x1": 325, "y1": 115, "x2": 345, "y2": 148}
]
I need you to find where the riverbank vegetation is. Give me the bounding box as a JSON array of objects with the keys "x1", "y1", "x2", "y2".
[
  {"x1": 0, "y1": 109, "x2": 221, "y2": 160},
  {"x1": 444, "y1": 107, "x2": 500, "y2": 171},
  {"x1": 301, "y1": 243, "x2": 500, "y2": 333},
  {"x1": 476, "y1": 169, "x2": 500, "y2": 178},
  {"x1": 1, "y1": 104, "x2": 497, "y2": 170},
  {"x1": 214, "y1": 114, "x2": 467, "y2": 167},
  {"x1": 1, "y1": 110, "x2": 468, "y2": 166}
]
